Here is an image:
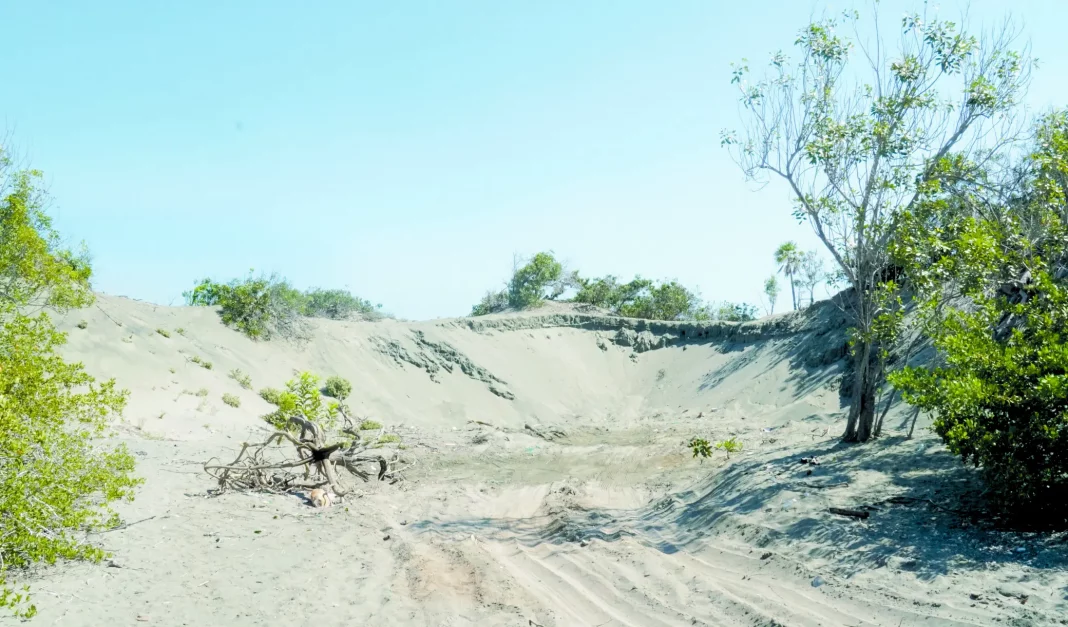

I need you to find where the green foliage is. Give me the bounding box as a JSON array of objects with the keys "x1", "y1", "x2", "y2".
[
  {"x1": 228, "y1": 368, "x2": 253, "y2": 390},
  {"x1": 184, "y1": 272, "x2": 308, "y2": 341},
  {"x1": 155, "y1": 328, "x2": 170, "y2": 338},
  {"x1": 175, "y1": 327, "x2": 185, "y2": 336},
  {"x1": 689, "y1": 437, "x2": 743, "y2": 460},
  {"x1": 889, "y1": 111, "x2": 1068, "y2": 521},
  {"x1": 471, "y1": 252, "x2": 579, "y2": 315},
  {"x1": 574, "y1": 275, "x2": 712, "y2": 321},
  {"x1": 358, "y1": 419, "x2": 382, "y2": 430},
  {"x1": 76, "y1": 320, "x2": 87, "y2": 330},
  {"x1": 763, "y1": 276, "x2": 780, "y2": 315},
  {"x1": 189, "y1": 355, "x2": 212, "y2": 370},
  {"x1": 195, "y1": 388, "x2": 209, "y2": 397},
  {"x1": 221, "y1": 393, "x2": 241, "y2": 408},
  {"x1": 0, "y1": 150, "x2": 140, "y2": 617},
  {"x1": 302, "y1": 288, "x2": 383, "y2": 320},
  {"x1": 322, "y1": 375, "x2": 352, "y2": 401},
  {"x1": 713, "y1": 302, "x2": 759, "y2": 322},
  {"x1": 258, "y1": 387, "x2": 284, "y2": 406},
  {"x1": 261, "y1": 372, "x2": 339, "y2": 432},
  {"x1": 377, "y1": 433, "x2": 401, "y2": 445}
]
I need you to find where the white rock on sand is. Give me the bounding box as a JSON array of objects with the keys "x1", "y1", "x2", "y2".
[{"x1": 4, "y1": 294, "x2": 1062, "y2": 626}]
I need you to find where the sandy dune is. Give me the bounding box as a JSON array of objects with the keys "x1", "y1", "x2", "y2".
[{"x1": 3, "y1": 294, "x2": 1065, "y2": 626}]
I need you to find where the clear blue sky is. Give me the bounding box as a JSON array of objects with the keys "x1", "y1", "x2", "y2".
[{"x1": 2, "y1": 1, "x2": 1065, "y2": 320}]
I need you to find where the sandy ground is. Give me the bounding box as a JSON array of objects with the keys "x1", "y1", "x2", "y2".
[{"x1": 3, "y1": 295, "x2": 1066, "y2": 626}]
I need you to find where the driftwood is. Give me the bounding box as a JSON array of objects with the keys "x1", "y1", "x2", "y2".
[
  {"x1": 828, "y1": 507, "x2": 870, "y2": 520},
  {"x1": 203, "y1": 412, "x2": 406, "y2": 497}
]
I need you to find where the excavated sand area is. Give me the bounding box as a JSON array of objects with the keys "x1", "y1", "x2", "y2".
[{"x1": 5, "y1": 295, "x2": 1066, "y2": 626}]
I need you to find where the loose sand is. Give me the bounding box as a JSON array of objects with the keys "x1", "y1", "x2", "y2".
[{"x1": 3, "y1": 295, "x2": 1065, "y2": 626}]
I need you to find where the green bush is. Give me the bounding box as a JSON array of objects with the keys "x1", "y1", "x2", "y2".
[
  {"x1": 261, "y1": 372, "x2": 339, "y2": 431},
  {"x1": 377, "y1": 433, "x2": 401, "y2": 445},
  {"x1": 302, "y1": 288, "x2": 383, "y2": 320},
  {"x1": 222, "y1": 393, "x2": 241, "y2": 408},
  {"x1": 228, "y1": 368, "x2": 253, "y2": 390},
  {"x1": 155, "y1": 328, "x2": 171, "y2": 338},
  {"x1": 470, "y1": 290, "x2": 510, "y2": 316},
  {"x1": 0, "y1": 151, "x2": 140, "y2": 617},
  {"x1": 258, "y1": 387, "x2": 284, "y2": 406},
  {"x1": 358, "y1": 419, "x2": 382, "y2": 430},
  {"x1": 184, "y1": 272, "x2": 308, "y2": 340},
  {"x1": 190, "y1": 355, "x2": 212, "y2": 370},
  {"x1": 322, "y1": 375, "x2": 352, "y2": 401},
  {"x1": 575, "y1": 275, "x2": 717, "y2": 321},
  {"x1": 76, "y1": 320, "x2": 88, "y2": 329},
  {"x1": 713, "y1": 302, "x2": 759, "y2": 322},
  {"x1": 471, "y1": 252, "x2": 580, "y2": 315}
]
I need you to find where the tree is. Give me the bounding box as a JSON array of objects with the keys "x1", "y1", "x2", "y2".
[
  {"x1": 713, "y1": 302, "x2": 759, "y2": 322},
  {"x1": 800, "y1": 251, "x2": 826, "y2": 307},
  {"x1": 773, "y1": 242, "x2": 803, "y2": 309},
  {"x1": 889, "y1": 111, "x2": 1068, "y2": 521},
  {"x1": 185, "y1": 272, "x2": 309, "y2": 340},
  {"x1": 574, "y1": 274, "x2": 712, "y2": 321},
  {"x1": 471, "y1": 251, "x2": 576, "y2": 316},
  {"x1": 763, "y1": 275, "x2": 781, "y2": 315},
  {"x1": 724, "y1": 5, "x2": 1032, "y2": 442},
  {"x1": 0, "y1": 148, "x2": 140, "y2": 617}
]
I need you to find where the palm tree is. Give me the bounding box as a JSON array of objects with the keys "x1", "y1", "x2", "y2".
[{"x1": 774, "y1": 242, "x2": 803, "y2": 309}]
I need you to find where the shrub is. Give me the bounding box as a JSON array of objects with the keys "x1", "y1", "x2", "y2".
[
  {"x1": 190, "y1": 356, "x2": 212, "y2": 370},
  {"x1": 377, "y1": 433, "x2": 401, "y2": 445},
  {"x1": 713, "y1": 302, "x2": 759, "y2": 322},
  {"x1": 222, "y1": 393, "x2": 241, "y2": 408},
  {"x1": 76, "y1": 320, "x2": 88, "y2": 329},
  {"x1": 228, "y1": 368, "x2": 253, "y2": 390},
  {"x1": 470, "y1": 290, "x2": 509, "y2": 316},
  {"x1": 155, "y1": 328, "x2": 171, "y2": 338},
  {"x1": 302, "y1": 288, "x2": 383, "y2": 320},
  {"x1": 184, "y1": 272, "x2": 308, "y2": 341},
  {"x1": 358, "y1": 419, "x2": 382, "y2": 431},
  {"x1": 0, "y1": 150, "x2": 139, "y2": 617},
  {"x1": 575, "y1": 275, "x2": 716, "y2": 321},
  {"x1": 258, "y1": 387, "x2": 284, "y2": 406},
  {"x1": 196, "y1": 388, "x2": 209, "y2": 397},
  {"x1": 322, "y1": 375, "x2": 352, "y2": 401},
  {"x1": 175, "y1": 327, "x2": 185, "y2": 335},
  {"x1": 471, "y1": 252, "x2": 580, "y2": 316},
  {"x1": 261, "y1": 372, "x2": 339, "y2": 431}
]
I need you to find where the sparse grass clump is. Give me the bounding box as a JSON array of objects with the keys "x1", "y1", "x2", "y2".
[
  {"x1": 190, "y1": 355, "x2": 212, "y2": 370},
  {"x1": 377, "y1": 433, "x2": 401, "y2": 445},
  {"x1": 155, "y1": 328, "x2": 171, "y2": 338},
  {"x1": 222, "y1": 393, "x2": 241, "y2": 408},
  {"x1": 358, "y1": 419, "x2": 382, "y2": 431},
  {"x1": 228, "y1": 368, "x2": 253, "y2": 390},
  {"x1": 322, "y1": 375, "x2": 352, "y2": 401},
  {"x1": 196, "y1": 388, "x2": 209, "y2": 397},
  {"x1": 76, "y1": 320, "x2": 88, "y2": 329},
  {"x1": 175, "y1": 327, "x2": 185, "y2": 336}
]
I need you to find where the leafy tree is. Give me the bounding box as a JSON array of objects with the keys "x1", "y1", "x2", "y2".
[
  {"x1": 507, "y1": 252, "x2": 564, "y2": 309},
  {"x1": 763, "y1": 275, "x2": 781, "y2": 315},
  {"x1": 889, "y1": 110, "x2": 1068, "y2": 522},
  {"x1": 800, "y1": 251, "x2": 826, "y2": 307},
  {"x1": 724, "y1": 5, "x2": 1032, "y2": 441},
  {"x1": 774, "y1": 242, "x2": 803, "y2": 309},
  {"x1": 0, "y1": 149, "x2": 140, "y2": 617},
  {"x1": 574, "y1": 275, "x2": 711, "y2": 321}
]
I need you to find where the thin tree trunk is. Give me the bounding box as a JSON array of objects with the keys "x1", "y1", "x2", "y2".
[
  {"x1": 789, "y1": 274, "x2": 797, "y2": 310},
  {"x1": 906, "y1": 406, "x2": 921, "y2": 439}
]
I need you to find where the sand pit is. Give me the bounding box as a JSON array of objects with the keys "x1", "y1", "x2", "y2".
[{"x1": 3, "y1": 294, "x2": 1065, "y2": 626}]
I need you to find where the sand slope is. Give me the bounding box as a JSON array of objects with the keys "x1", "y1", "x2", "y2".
[{"x1": 3, "y1": 295, "x2": 1064, "y2": 626}]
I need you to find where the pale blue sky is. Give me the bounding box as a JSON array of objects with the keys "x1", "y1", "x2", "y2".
[{"x1": 2, "y1": 1, "x2": 1065, "y2": 320}]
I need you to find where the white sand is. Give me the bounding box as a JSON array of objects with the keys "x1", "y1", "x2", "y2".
[{"x1": 3, "y1": 294, "x2": 1063, "y2": 626}]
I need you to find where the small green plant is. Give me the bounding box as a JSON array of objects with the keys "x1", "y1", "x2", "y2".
[
  {"x1": 261, "y1": 372, "x2": 339, "y2": 431},
  {"x1": 169, "y1": 367, "x2": 176, "y2": 374},
  {"x1": 688, "y1": 437, "x2": 743, "y2": 460},
  {"x1": 259, "y1": 387, "x2": 284, "y2": 406},
  {"x1": 196, "y1": 388, "x2": 209, "y2": 397},
  {"x1": 656, "y1": 368, "x2": 666, "y2": 382},
  {"x1": 222, "y1": 393, "x2": 241, "y2": 408},
  {"x1": 323, "y1": 375, "x2": 352, "y2": 401},
  {"x1": 377, "y1": 433, "x2": 401, "y2": 445},
  {"x1": 358, "y1": 419, "x2": 382, "y2": 430},
  {"x1": 228, "y1": 368, "x2": 253, "y2": 390},
  {"x1": 155, "y1": 328, "x2": 171, "y2": 338},
  {"x1": 175, "y1": 327, "x2": 185, "y2": 335},
  {"x1": 190, "y1": 355, "x2": 213, "y2": 370},
  {"x1": 76, "y1": 320, "x2": 88, "y2": 329}
]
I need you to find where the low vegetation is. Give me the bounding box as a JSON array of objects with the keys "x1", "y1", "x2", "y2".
[
  {"x1": 228, "y1": 368, "x2": 253, "y2": 390},
  {"x1": 155, "y1": 328, "x2": 171, "y2": 338},
  {"x1": 688, "y1": 437, "x2": 743, "y2": 460},
  {"x1": 471, "y1": 251, "x2": 760, "y2": 321},
  {"x1": 184, "y1": 274, "x2": 386, "y2": 340},
  {"x1": 260, "y1": 371, "x2": 341, "y2": 432},
  {"x1": 222, "y1": 393, "x2": 241, "y2": 408},
  {"x1": 322, "y1": 375, "x2": 352, "y2": 401},
  {"x1": 189, "y1": 355, "x2": 212, "y2": 370}
]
